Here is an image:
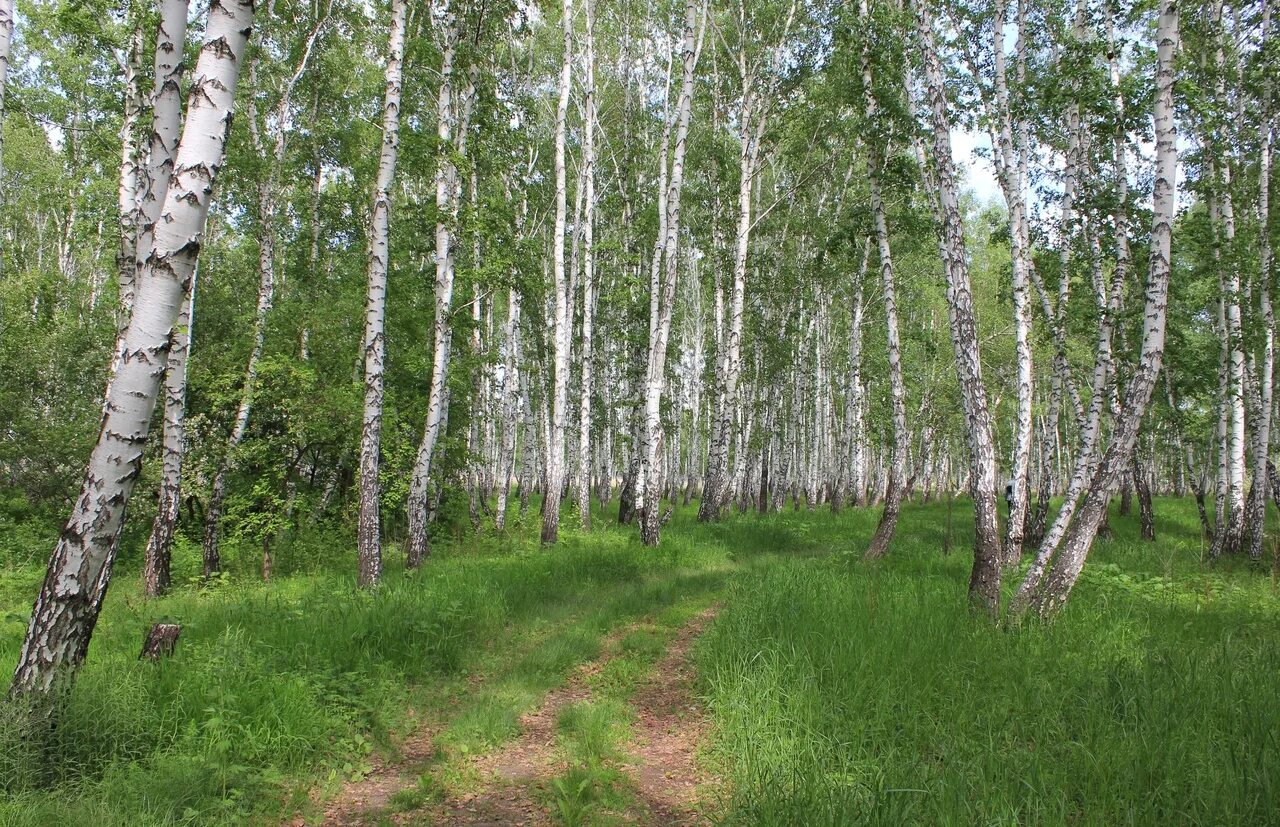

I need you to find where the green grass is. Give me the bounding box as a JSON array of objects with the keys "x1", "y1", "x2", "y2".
[
  {"x1": 696, "y1": 497, "x2": 1280, "y2": 826},
  {"x1": 0, "y1": 495, "x2": 1277, "y2": 825}
]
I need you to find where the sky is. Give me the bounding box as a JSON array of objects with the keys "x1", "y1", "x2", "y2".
[{"x1": 951, "y1": 127, "x2": 1003, "y2": 205}]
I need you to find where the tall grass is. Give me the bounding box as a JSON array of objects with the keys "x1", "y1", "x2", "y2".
[
  {"x1": 696, "y1": 498, "x2": 1280, "y2": 826},
  {"x1": 2, "y1": 496, "x2": 1276, "y2": 825},
  {"x1": 0, "y1": 503, "x2": 734, "y2": 825}
]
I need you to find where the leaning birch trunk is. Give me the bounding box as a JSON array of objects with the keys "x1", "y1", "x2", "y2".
[
  {"x1": 640, "y1": 0, "x2": 699, "y2": 546},
  {"x1": 10, "y1": 0, "x2": 255, "y2": 696},
  {"x1": 989, "y1": 0, "x2": 1033, "y2": 564},
  {"x1": 143, "y1": 276, "x2": 196, "y2": 598},
  {"x1": 407, "y1": 12, "x2": 462, "y2": 564},
  {"x1": 356, "y1": 0, "x2": 407, "y2": 589},
  {"x1": 541, "y1": 0, "x2": 573, "y2": 544},
  {"x1": 1025, "y1": 0, "x2": 1178, "y2": 618},
  {"x1": 1211, "y1": 2, "x2": 1247, "y2": 557},
  {"x1": 915, "y1": 0, "x2": 1003, "y2": 613},
  {"x1": 577, "y1": 0, "x2": 597, "y2": 531},
  {"x1": 135, "y1": 0, "x2": 191, "y2": 290},
  {"x1": 861, "y1": 0, "x2": 909, "y2": 560},
  {"x1": 138, "y1": 0, "x2": 192, "y2": 598}
]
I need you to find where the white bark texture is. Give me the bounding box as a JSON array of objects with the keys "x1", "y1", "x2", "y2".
[
  {"x1": 542, "y1": 0, "x2": 574, "y2": 544},
  {"x1": 577, "y1": 0, "x2": 597, "y2": 531},
  {"x1": 915, "y1": 0, "x2": 1003, "y2": 612},
  {"x1": 357, "y1": 0, "x2": 407, "y2": 588},
  {"x1": 11, "y1": 0, "x2": 255, "y2": 694},
  {"x1": 202, "y1": 9, "x2": 326, "y2": 576},
  {"x1": 117, "y1": 25, "x2": 145, "y2": 325},
  {"x1": 0, "y1": 0, "x2": 12, "y2": 190},
  {"x1": 639, "y1": 0, "x2": 699, "y2": 545},
  {"x1": 1027, "y1": 0, "x2": 1178, "y2": 618},
  {"x1": 143, "y1": 275, "x2": 195, "y2": 598},
  {"x1": 138, "y1": 0, "x2": 192, "y2": 598},
  {"x1": 861, "y1": 0, "x2": 908, "y2": 560}
]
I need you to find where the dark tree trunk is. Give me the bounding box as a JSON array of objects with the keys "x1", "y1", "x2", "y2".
[
  {"x1": 140, "y1": 623, "x2": 181, "y2": 661},
  {"x1": 1133, "y1": 455, "x2": 1155, "y2": 541}
]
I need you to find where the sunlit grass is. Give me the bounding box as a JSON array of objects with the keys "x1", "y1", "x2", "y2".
[
  {"x1": 697, "y1": 497, "x2": 1280, "y2": 826},
  {"x1": 1, "y1": 495, "x2": 1276, "y2": 825}
]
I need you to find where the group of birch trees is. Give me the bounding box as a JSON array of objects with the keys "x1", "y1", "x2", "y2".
[{"x1": 1, "y1": 0, "x2": 1276, "y2": 697}]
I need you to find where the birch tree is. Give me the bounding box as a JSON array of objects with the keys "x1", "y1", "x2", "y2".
[
  {"x1": 1021, "y1": 0, "x2": 1179, "y2": 618},
  {"x1": 202, "y1": 9, "x2": 328, "y2": 577},
  {"x1": 638, "y1": 0, "x2": 701, "y2": 545},
  {"x1": 860, "y1": 0, "x2": 910, "y2": 560},
  {"x1": 138, "y1": 0, "x2": 191, "y2": 598},
  {"x1": 577, "y1": 0, "x2": 597, "y2": 531},
  {"x1": 542, "y1": 0, "x2": 574, "y2": 544},
  {"x1": 357, "y1": 0, "x2": 408, "y2": 588},
  {"x1": 11, "y1": 0, "x2": 256, "y2": 696},
  {"x1": 914, "y1": 0, "x2": 1003, "y2": 612}
]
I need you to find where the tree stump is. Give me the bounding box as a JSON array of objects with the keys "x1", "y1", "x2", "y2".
[{"x1": 140, "y1": 623, "x2": 181, "y2": 660}]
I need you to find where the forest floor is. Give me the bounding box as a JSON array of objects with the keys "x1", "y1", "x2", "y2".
[
  {"x1": 313, "y1": 605, "x2": 721, "y2": 826},
  {"x1": 2, "y1": 497, "x2": 1279, "y2": 826}
]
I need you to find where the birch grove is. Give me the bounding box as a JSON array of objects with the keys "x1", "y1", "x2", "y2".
[{"x1": 10, "y1": 0, "x2": 1277, "y2": 703}]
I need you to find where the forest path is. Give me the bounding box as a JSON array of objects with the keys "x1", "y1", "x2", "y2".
[{"x1": 311, "y1": 605, "x2": 720, "y2": 826}]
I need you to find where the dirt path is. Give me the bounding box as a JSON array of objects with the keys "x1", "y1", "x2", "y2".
[
  {"x1": 312, "y1": 607, "x2": 720, "y2": 826},
  {"x1": 621, "y1": 606, "x2": 720, "y2": 825},
  {"x1": 312, "y1": 709, "x2": 440, "y2": 826}
]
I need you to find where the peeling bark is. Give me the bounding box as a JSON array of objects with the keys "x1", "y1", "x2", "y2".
[
  {"x1": 11, "y1": 0, "x2": 256, "y2": 696},
  {"x1": 357, "y1": 0, "x2": 407, "y2": 588}
]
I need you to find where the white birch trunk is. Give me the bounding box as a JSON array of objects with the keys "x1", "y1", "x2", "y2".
[
  {"x1": 138, "y1": 0, "x2": 192, "y2": 597},
  {"x1": 142, "y1": 273, "x2": 195, "y2": 598},
  {"x1": 861, "y1": 0, "x2": 909, "y2": 559},
  {"x1": 11, "y1": 0, "x2": 255, "y2": 694},
  {"x1": 542, "y1": 0, "x2": 574, "y2": 544},
  {"x1": 116, "y1": 25, "x2": 144, "y2": 325},
  {"x1": 0, "y1": 0, "x2": 12, "y2": 193},
  {"x1": 1249, "y1": 0, "x2": 1275, "y2": 560},
  {"x1": 577, "y1": 0, "x2": 597, "y2": 531},
  {"x1": 407, "y1": 10, "x2": 480, "y2": 562},
  {"x1": 357, "y1": 0, "x2": 407, "y2": 588},
  {"x1": 1027, "y1": 0, "x2": 1179, "y2": 617},
  {"x1": 639, "y1": 0, "x2": 700, "y2": 545},
  {"x1": 202, "y1": 11, "x2": 326, "y2": 576},
  {"x1": 915, "y1": 0, "x2": 1003, "y2": 612}
]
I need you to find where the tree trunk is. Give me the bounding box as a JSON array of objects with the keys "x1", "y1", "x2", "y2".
[
  {"x1": 915, "y1": 0, "x2": 1003, "y2": 613},
  {"x1": 1249, "y1": 0, "x2": 1275, "y2": 561},
  {"x1": 640, "y1": 0, "x2": 700, "y2": 546},
  {"x1": 0, "y1": 0, "x2": 12, "y2": 191},
  {"x1": 116, "y1": 24, "x2": 144, "y2": 326},
  {"x1": 862, "y1": 0, "x2": 909, "y2": 561},
  {"x1": 143, "y1": 275, "x2": 195, "y2": 598},
  {"x1": 408, "y1": 10, "x2": 480, "y2": 563},
  {"x1": 140, "y1": 623, "x2": 181, "y2": 661},
  {"x1": 356, "y1": 0, "x2": 407, "y2": 589},
  {"x1": 541, "y1": 0, "x2": 574, "y2": 544},
  {"x1": 1134, "y1": 453, "x2": 1155, "y2": 541},
  {"x1": 577, "y1": 0, "x2": 597, "y2": 532},
  {"x1": 1026, "y1": 0, "x2": 1178, "y2": 618},
  {"x1": 139, "y1": 0, "x2": 193, "y2": 599},
  {"x1": 202, "y1": 9, "x2": 326, "y2": 576},
  {"x1": 11, "y1": 0, "x2": 255, "y2": 696}
]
